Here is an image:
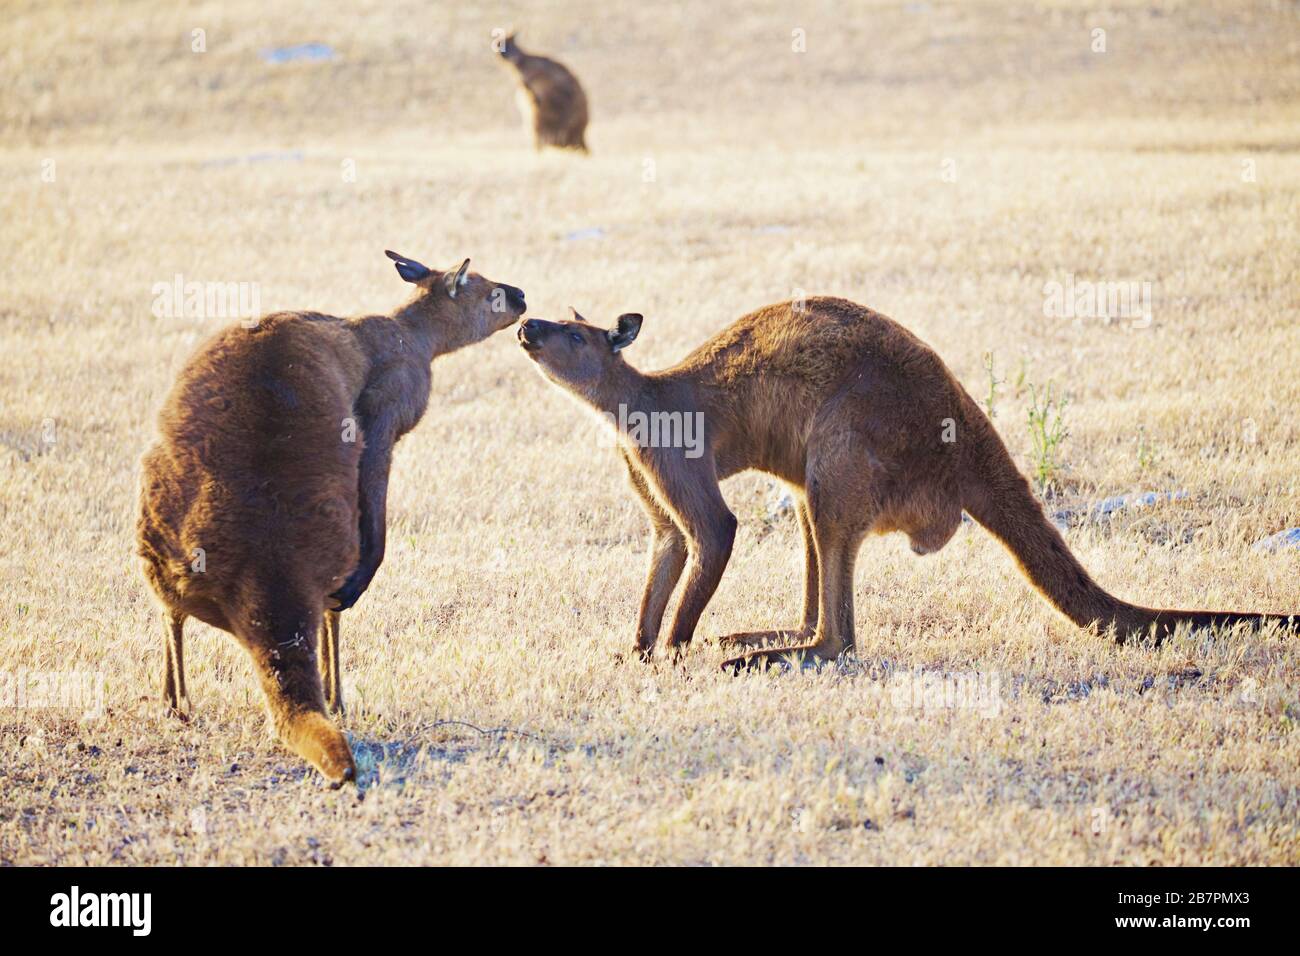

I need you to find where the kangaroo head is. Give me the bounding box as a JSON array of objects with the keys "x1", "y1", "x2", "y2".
[
  {"x1": 518, "y1": 308, "x2": 642, "y2": 399},
  {"x1": 386, "y1": 250, "x2": 526, "y2": 344},
  {"x1": 497, "y1": 32, "x2": 522, "y2": 64}
]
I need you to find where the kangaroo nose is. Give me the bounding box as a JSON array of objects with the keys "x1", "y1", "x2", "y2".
[
  {"x1": 507, "y1": 286, "x2": 526, "y2": 309},
  {"x1": 519, "y1": 319, "x2": 543, "y2": 345}
]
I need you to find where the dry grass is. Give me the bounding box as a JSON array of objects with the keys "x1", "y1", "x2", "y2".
[{"x1": 2, "y1": 0, "x2": 1299, "y2": 865}]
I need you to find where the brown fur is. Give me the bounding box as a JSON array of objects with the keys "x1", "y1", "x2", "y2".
[
  {"x1": 497, "y1": 33, "x2": 589, "y2": 152},
  {"x1": 138, "y1": 253, "x2": 526, "y2": 783},
  {"x1": 518, "y1": 299, "x2": 1296, "y2": 669}
]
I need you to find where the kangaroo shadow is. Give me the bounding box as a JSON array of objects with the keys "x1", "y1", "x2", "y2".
[{"x1": 347, "y1": 735, "x2": 476, "y2": 794}]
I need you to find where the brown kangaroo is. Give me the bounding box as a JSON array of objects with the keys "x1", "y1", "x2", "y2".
[
  {"x1": 496, "y1": 32, "x2": 589, "y2": 152},
  {"x1": 138, "y1": 251, "x2": 526, "y2": 784},
  {"x1": 518, "y1": 299, "x2": 1295, "y2": 670}
]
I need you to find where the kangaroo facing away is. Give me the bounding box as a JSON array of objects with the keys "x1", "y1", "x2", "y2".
[
  {"x1": 518, "y1": 299, "x2": 1295, "y2": 670},
  {"x1": 138, "y1": 252, "x2": 526, "y2": 784},
  {"x1": 496, "y1": 32, "x2": 589, "y2": 152}
]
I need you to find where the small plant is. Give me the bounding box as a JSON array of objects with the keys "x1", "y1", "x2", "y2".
[
  {"x1": 982, "y1": 351, "x2": 1002, "y2": 419},
  {"x1": 1135, "y1": 425, "x2": 1155, "y2": 472},
  {"x1": 1026, "y1": 381, "x2": 1069, "y2": 494}
]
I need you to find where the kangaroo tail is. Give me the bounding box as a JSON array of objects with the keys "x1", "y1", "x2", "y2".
[
  {"x1": 234, "y1": 600, "x2": 356, "y2": 786},
  {"x1": 959, "y1": 417, "x2": 1295, "y2": 643}
]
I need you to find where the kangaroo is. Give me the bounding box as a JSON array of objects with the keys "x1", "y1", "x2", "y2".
[
  {"x1": 138, "y1": 251, "x2": 526, "y2": 784},
  {"x1": 496, "y1": 32, "x2": 589, "y2": 153},
  {"x1": 518, "y1": 299, "x2": 1295, "y2": 670}
]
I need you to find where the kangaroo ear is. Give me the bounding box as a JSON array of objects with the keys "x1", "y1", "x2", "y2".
[
  {"x1": 568, "y1": 306, "x2": 588, "y2": 323},
  {"x1": 385, "y1": 250, "x2": 431, "y2": 284},
  {"x1": 607, "y1": 313, "x2": 643, "y2": 352},
  {"x1": 444, "y1": 258, "x2": 471, "y2": 299}
]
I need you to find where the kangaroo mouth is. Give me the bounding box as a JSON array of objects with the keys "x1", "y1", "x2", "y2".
[
  {"x1": 517, "y1": 323, "x2": 543, "y2": 352},
  {"x1": 503, "y1": 286, "x2": 527, "y2": 316}
]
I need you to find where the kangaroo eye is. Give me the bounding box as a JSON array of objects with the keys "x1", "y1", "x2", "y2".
[{"x1": 569, "y1": 331, "x2": 584, "y2": 345}]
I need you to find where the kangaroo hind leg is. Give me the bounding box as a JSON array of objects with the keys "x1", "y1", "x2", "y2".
[
  {"x1": 719, "y1": 497, "x2": 819, "y2": 649},
  {"x1": 161, "y1": 609, "x2": 190, "y2": 719},
  {"x1": 722, "y1": 437, "x2": 875, "y2": 672},
  {"x1": 320, "y1": 609, "x2": 344, "y2": 716}
]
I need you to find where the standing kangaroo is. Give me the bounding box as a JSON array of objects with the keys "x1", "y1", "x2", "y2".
[
  {"x1": 496, "y1": 32, "x2": 589, "y2": 152},
  {"x1": 138, "y1": 251, "x2": 526, "y2": 784},
  {"x1": 518, "y1": 299, "x2": 1295, "y2": 669}
]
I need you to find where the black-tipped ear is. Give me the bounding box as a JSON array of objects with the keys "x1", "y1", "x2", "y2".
[
  {"x1": 443, "y1": 258, "x2": 471, "y2": 299},
  {"x1": 568, "y1": 306, "x2": 588, "y2": 323},
  {"x1": 385, "y1": 250, "x2": 431, "y2": 284},
  {"x1": 607, "y1": 313, "x2": 643, "y2": 352}
]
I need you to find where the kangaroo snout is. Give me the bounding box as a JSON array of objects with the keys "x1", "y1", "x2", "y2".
[
  {"x1": 502, "y1": 284, "x2": 527, "y2": 313},
  {"x1": 518, "y1": 318, "x2": 548, "y2": 350}
]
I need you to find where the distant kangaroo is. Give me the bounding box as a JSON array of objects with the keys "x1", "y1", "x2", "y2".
[
  {"x1": 496, "y1": 32, "x2": 589, "y2": 152},
  {"x1": 138, "y1": 251, "x2": 526, "y2": 784},
  {"x1": 518, "y1": 299, "x2": 1295, "y2": 669}
]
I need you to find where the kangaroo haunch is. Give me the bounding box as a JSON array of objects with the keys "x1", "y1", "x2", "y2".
[
  {"x1": 518, "y1": 299, "x2": 1296, "y2": 670},
  {"x1": 137, "y1": 251, "x2": 526, "y2": 783}
]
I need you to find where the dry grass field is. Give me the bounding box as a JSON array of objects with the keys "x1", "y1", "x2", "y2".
[{"x1": 2, "y1": 0, "x2": 1299, "y2": 866}]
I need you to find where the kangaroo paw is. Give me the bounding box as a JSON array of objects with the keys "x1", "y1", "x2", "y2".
[
  {"x1": 722, "y1": 642, "x2": 836, "y2": 674},
  {"x1": 717, "y1": 627, "x2": 813, "y2": 649},
  {"x1": 614, "y1": 646, "x2": 655, "y2": 665}
]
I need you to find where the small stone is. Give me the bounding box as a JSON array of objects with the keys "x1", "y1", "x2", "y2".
[{"x1": 1254, "y1": 528, "x2": 1300, "y2": 553}]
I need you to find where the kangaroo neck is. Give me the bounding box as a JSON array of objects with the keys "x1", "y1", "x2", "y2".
[
  {"x1": 388, "y1": 295, "x2": 459, "y2": 364},
  {"x1": 578, "y1": 360, "x2": 662, "y2": 418}
]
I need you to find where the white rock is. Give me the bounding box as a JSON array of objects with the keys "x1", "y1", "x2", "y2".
[{"x1": 1254, "y1": 528, "x2": 1300, "y2": 553}]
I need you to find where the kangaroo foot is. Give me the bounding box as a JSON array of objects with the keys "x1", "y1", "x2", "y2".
[
  {"x1": 614, "y1": 645, "x2": 656, "y2": 665},
  {"x1": 664, "y1": 642, "x2": 692, "y2": 664},
  {"x1": 722, "y1": 639, "x2": 842, "y2": 674},
  {"x1": 323, "y1": 687, "x2": 345, "y2": 717},
  {"x1": 279, "y1": 711, "x2": 356, "y2": 787},
  {"x1": 717, "y1": 626, "x2": 814, "y2": 649},
  {"x1": 162, "y1": 692, "x2": 192, "y2": 722}
]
